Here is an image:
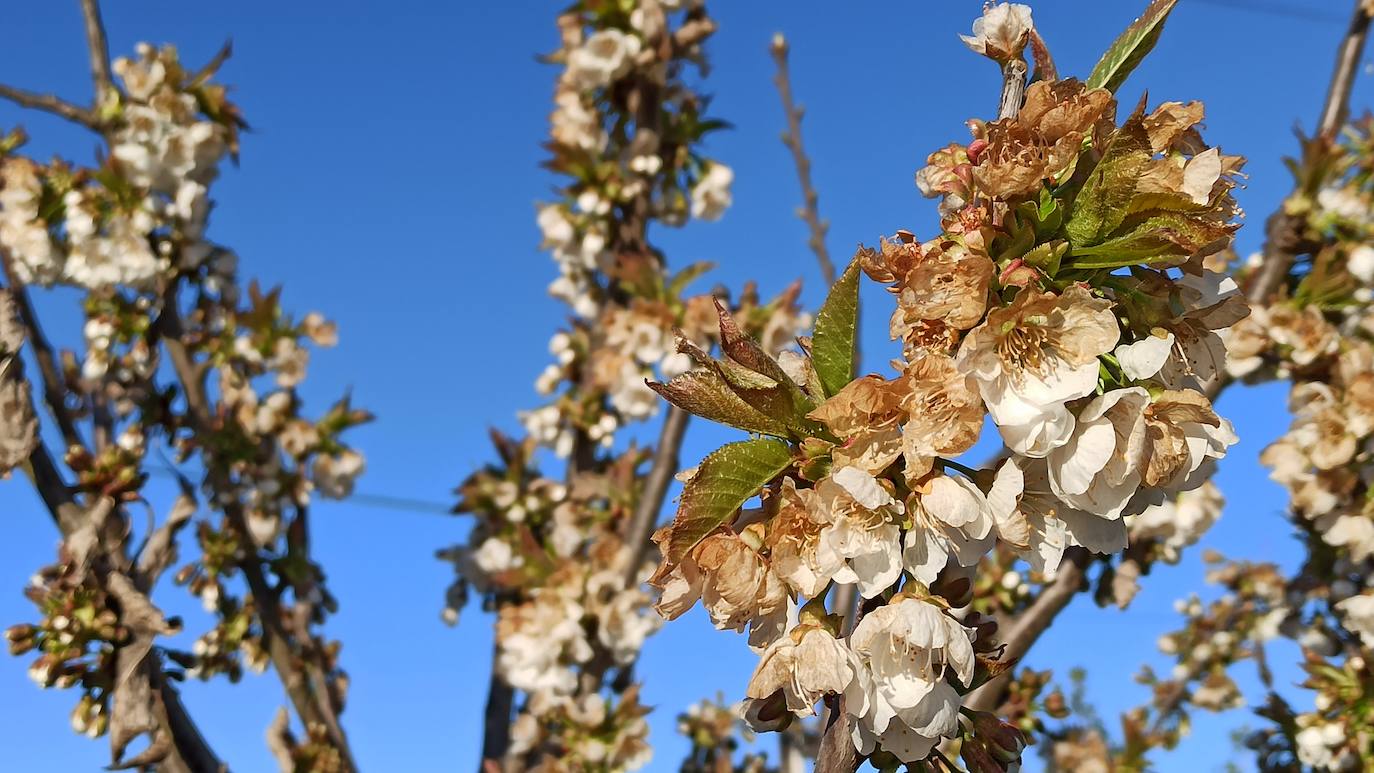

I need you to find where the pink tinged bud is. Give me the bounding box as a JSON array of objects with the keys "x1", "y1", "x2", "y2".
[
  {"x1": 999, "y1": 258, "x2": 1038, "y2": 288},
  {"x1": 967, "y1": 139, "x2": 989, "y2": 164}
]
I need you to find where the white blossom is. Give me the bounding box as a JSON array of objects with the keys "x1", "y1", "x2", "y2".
[{"x1": 690, "y1": 163, "x2": 734, "y2": 221}]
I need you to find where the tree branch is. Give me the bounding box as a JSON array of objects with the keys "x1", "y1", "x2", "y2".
[
  {"x1": 2, "y1": 253, "x2": 89, "y2": 453},
  {"x1": 814, "y1": 693, "x2": 859, "y2": 773},
  {"x1": 1244, "y1": 0, "x2": 1370, "y2": 303},
  {"x1": 481, "y1": 634, "x2": 516, "y2": 773},
  {"x1": 78, "y1": 0, "x2": 115, "y2": 106},
  {"x1": 159, "y1": 300, "x2": 357, "y2": 772},
  {"x1": 770, "y1": 33, "x2": 834, "y2": 286},
  {"x1": 964, "y1": 548, "x2": 1090, "y2": 712},
  {"x1": 621, "y1": 405, "x2": 689, "y2": 586},
  {"x1": 0, "y1": 83, "x2": 102, "y2": 129},
  {"x1": 998, "y1": 58, "x2": 1028, "y2": 121}
]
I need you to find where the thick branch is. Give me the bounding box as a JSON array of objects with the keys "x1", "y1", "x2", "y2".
[
  {"x1": 481, "y1": 636, "x2": 515, "y2": 773},
  {"x1": 814, "y1": 693, "x2": 859, "y2": 773},
  {"x1": 770, "y1": 34, "x2": 834, "y2": 285},
  {"x1": 78, "y1": 0, "x2": 115, "y2": 106}
]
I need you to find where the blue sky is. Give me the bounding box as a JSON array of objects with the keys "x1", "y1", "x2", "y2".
[{"x1": 0, "y1": 1, "x2": 1367, "y2": 771}]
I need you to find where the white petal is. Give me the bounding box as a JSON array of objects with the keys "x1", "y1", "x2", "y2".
[
  {"x1": 1060, "y1": 505, "x2": 1129, "y2": 553},
  {"x1": 1115, "y1": 332, "x2": 1175, "y2": 380}
]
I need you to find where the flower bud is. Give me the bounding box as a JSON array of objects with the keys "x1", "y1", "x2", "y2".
[
  {"x1": 1044, "y1": 687, "x2": 1069, "y2": 719},
  {"x1": 970, "y1": 710, "x2": 1028, "y2": 764},
  {"x1": 931, "y1": 573, "x2": 973, "y2": 608},
  {"x1": 742, "y1": 691, "x2": 792, "y2": 733},
  {"x1": 961, "y1": 737, "x2": 1008, "y2": 773}
]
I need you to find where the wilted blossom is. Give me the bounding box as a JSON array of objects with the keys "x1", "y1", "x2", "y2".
[
  {"x1": 960, "y1": 3, "x2": 1034, "y2": 62},
  {"x1": 746, "y1": 622, "x2": 859, "y2": 716}
]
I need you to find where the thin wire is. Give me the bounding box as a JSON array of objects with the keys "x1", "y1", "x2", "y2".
[
  {"x1": 144, "y1": 466, "x2": 453, "y2": 516},
  {"x1": 1191, "y1": 0, "x2": 1348, "y2": 24}
]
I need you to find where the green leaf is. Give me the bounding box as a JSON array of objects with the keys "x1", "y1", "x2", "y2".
[
  {"x1": 668, "y1": 261, "x2": 716, "y2": 300},
  {"x1": 1024, "y1": 240, "x2": 1068, "y2": 277},
  {"x1": 661, "y1": 438, "x2": 793, "y2": 566},
  {"x1": 648, "y1": 369, "x2": 794, "y2": 439},
  {"x1": 1065, "y1": 118, "x2": 1152, "y2": 247},
  {"x1": 1065, "y1": 213, "x2": 1232, "y2": 269},
  {"x1": 1086, "y1": 0, "x2": 1181, "y2": 93},
  {"x1": 714, "y1": 301, "x2": 822, "y2": 436},
  {"x1": 810, "y1": 258, "x2": 861, "y2": 398}
]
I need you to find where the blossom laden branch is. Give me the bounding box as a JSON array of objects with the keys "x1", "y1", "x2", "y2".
[
  {"x1": 2, "y1": 18, "x2": 365, "y2": 770},
  {"x1": 650, "y1": 3, "x2": 1250, "y2": 769},
  {"x1": 967, "y1": 0, "x2": 1374, "y2": 721}
]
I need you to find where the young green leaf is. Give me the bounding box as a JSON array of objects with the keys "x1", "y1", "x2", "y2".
[
  {"x1": 648, "y1": 369, "x2": 794, "y2": 439},
  {"x1": 667, "y1": 261, "x2": 716, "y2": 300},
  {"x1": 810, "y1": 257, "x2": 861, "y2": 398},
  {"x1": 660, "y1": 437, "x2": 793, "y2": 566},
  {"x1": 1066, "y1": 117, "x2": 1152, "y2": 247},
  {"x1": 1086, "y1": 0, "x2": 1181, "y2": 94}
]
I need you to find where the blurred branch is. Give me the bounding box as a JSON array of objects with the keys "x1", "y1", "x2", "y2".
[
  {"x1": 964, "y1": 548, "x2": 1090, "y2": 712},
  {"x1": 2, "y1": 290, "x2": 221, "y2": 771},
  {"x1": 481, "y1": 634, "x2": 515, "y2": 773},
  {"x1": 78, "y1": 0, "x2": 115, "y2": 106},
  {"x1": 770, "y1": 33, "x2": 834, "y2": 285},
  {"x1": 159, "y1": 297, "x2": 358, "y2": 773},
  {"x1": 622, "y1": 405, "x2": 690, "y2": 586},
  {"x1": 1245, "y1": 0, "x2": 1370, "y2": 301},
  {"x1": 1, "y1": 254, "x2": 87, "y2": 452},
  {"x1": 0, "y1": 84, "x2": 101, "y2": 129}
]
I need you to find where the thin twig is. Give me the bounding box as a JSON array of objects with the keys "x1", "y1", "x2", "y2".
[
  {"x1": 998, "y1": 58, "x2": 1028, "y2": 121},
  {"x1": 770, "y1": 33, "x2": 834, "y2": 286},
  {"x1": 0, "y1": 84, "x2": 102, "y2": 129},
  {"x1": 78, "y1": 0, "x2": 115, "y2": 106}
]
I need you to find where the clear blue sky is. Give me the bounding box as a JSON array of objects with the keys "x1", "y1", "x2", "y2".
[{"x1": 0, "y1": 1, "x2": 1366, "y2": 771}]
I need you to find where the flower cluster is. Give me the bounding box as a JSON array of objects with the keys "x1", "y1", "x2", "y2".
[
  {"x1": 442, "y1": 4, "x2": 811, "y2": 770},
  {"x1": 524, "y1": 1, "x2": 809, "y2": 458},
  {"x1": 675, "y1": 698, "x2": 774, "y2": 773},
  {"x1": 2, "y1": 38, "x2": 366, "y2": 768},
  {"x1": 644, "y1": 5, "x2": 1248, "y2": 766},
  {"x1": 1, "y1": 45, "x2": 235, "y2": 290},
  {"x1": 1070, "y1": 114, "x2": 1374, "y2": 771}
]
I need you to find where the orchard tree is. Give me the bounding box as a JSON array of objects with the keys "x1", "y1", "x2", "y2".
[{"x1": 4, "y1": 1, "x2": 1374, "y2": 773}]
